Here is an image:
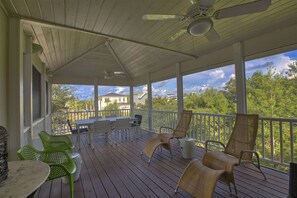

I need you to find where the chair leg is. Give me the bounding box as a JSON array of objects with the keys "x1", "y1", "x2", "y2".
[
  {"x1": 228, "y1": 182, "x2": 238, "y2": 196},
  {"x1": 228, "y1": 183, "x2": 232, "y2": 194},
  {"x1": 234, "y1": 183, "x2": 238, "y2": 196},
  {"x1": 174, "y1": 186, "x2": 179, "y2": 193},
  {"x1": 254, "y1": 152, "x2": 267, "y2": 180},
  {"x1": 69, "y1": 173, "x2": 75, "y2": 198}
]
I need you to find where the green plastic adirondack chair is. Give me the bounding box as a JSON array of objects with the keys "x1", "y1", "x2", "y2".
[
  {"x1": 17, "y1": 145, "x2": 76, "y2": 198},
  {"x1": 39, "y1": 131, "x2": 74, "y2": 152}
]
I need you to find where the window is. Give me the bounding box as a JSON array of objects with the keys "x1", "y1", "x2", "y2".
[{"x1": 32, "y1": 65, "x2": 41, "y2": 121}]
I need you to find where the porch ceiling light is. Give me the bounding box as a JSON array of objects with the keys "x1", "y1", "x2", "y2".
[{"x1": 187, "y1": 18, "x2": 213, "y2": 36}]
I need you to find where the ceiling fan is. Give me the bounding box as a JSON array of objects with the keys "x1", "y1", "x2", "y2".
[
  {"x1": 104, "y1": 70, "x2": 126, "y2": 79},
  {"x1": 142, "y1": 0, "x2": 271, "y2": 42}
]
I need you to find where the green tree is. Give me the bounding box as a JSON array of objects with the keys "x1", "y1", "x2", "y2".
[
  {"x1": 52, "y1": 85, "x2": 76, "y2": 113},
  {"x1": 152, "y1": 96, "x2": 177, "y2": 111},
  {"x1": 104, "y1": 101, "x2": 119, "y2": 110}
]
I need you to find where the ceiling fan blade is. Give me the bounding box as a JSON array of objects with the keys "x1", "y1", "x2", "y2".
[
  {"x1": 142, "y1": 14, "x2": 186, "y2": 20},
  {"x1": 204, "y1": 27, "x2": 220, "y2": 41},
  {"x1": 199, "y1": 0, "x2": 216, "y2": 8},
  {"x1": 166, "y1": 28, "x2": 188, "y2": 42},
  {"x1": 214, "y1": 0, "x2": 271, "y2": 20}
]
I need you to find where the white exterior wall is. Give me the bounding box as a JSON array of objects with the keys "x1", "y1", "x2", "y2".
[
  {"x1": 0, "y1": 4, "x2": 8, "y2": 128},
  {"x1": 4, "y1": 15, "x2": 51, "y2": 159},
  {"x1": 99, "y1": 96, "x2": 128, "y2": 110}
]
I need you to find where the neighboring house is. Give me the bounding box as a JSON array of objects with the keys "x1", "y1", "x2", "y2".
[
  {"x1": 133, "y1": 91, "x2": 147, "y2": 105},
  {"x1": 98, "y1": 93, "x2": 129, "y2": 110}
]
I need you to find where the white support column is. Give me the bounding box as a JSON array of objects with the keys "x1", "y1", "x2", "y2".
[
  {"x1": 130, "y1": 85, "x2": 134, "y2": 116},
  {"x1": 23, "y1": 36, "x2": 32, "y2": 144},
  {"x1": 233, "y1": 42, "x2": 247, "y2": 114},
  {"x1": 8, "y1": 18, "x2": 23, "y2": 160},
  {"x1": 147, "y1": 74, "x2": 153, "y2": 131},
  {"x1": 23, "y1": 45, "x2": 32, "y2": 129},
  {"x1": 94, "y1": 81, "x2": 98, "y2": 118},
  {"x1": 176, "y1": 62, "x2": 183, "y2": 119}
]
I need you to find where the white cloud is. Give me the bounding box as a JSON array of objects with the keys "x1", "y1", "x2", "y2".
[
  {"x1": 246, "y1": 53, "x2": 294, "y2": 74},
  {"x1": 115, "y1": 86, "x2": 129, "y2": 94},
  {"x1": 142, "y1": 86, "x2": 147, "y2": 93},
  {"x1": 209, "y1": 69, "x2": 225, "y2": 79},
  {"x1": 230, "y1": 74, "x2": 235, "y2": 79},
  {"x1": 184, "y1": 84, "x2": 209, "y2": 93}
]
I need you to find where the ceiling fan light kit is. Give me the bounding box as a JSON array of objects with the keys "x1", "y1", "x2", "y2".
[
  {"x1": 142, "y1": 0, "x2": 271, "y2": 41},
  {"x1": 187, "y1": 18, "x2": 213, "y2": 36}
]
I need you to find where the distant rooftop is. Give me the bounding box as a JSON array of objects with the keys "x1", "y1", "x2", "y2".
[{"x1": 99, "y1": 93, "x2": 127, "y2": 97}]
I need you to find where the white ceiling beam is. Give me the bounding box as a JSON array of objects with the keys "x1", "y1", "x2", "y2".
[
  {"x1": 105, "y1": 40, "x2": 131, "y2": 80},
  {"x1": 52, "y1": 41, "x2": 106, "y2": 74},
  {"x1": 20, "y1": 17, "x2": 198, "y2": 60}
]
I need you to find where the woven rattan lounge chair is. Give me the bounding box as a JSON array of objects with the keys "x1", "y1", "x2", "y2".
[
  {"x1": 203, "y1": 113, "x2": 266, "y2": 195},
  {"x1": 142, "y1": 110, "x2": 192, "y2": 163},
  {"x1": 175, "y1": 159, "x2": 225, "y2": 198}
]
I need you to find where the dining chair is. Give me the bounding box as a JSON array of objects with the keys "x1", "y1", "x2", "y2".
[
  {"x1": 67, "y1": 119, "x2": 90, "y2": 143},
  {"x1": 131, "y1": 114, "x2": 142, "y2": 139},
  {"x1": 91, "y1": 120, "x2": 112, "y2": 149},
  {"x1": 114, "y1": 118, "x2": 131, "y2": 143}
]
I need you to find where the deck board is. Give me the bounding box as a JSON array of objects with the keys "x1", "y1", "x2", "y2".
[{"x1": 36, "y1": 130, "x2": 289, "y2": 198}]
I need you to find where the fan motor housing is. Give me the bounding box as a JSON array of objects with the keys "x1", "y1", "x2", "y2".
[{"x1": 187, "y1": 18, "x2": 213, "y2": 36}]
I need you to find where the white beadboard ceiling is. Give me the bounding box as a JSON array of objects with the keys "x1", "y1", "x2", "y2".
[{"x1": 2, "y1": 0, "x2": 297, "y2": 85}]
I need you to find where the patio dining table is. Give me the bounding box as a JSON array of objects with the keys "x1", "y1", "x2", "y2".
[{"x1": 75, "y1": 116, "x2": 138, "y2": 149}]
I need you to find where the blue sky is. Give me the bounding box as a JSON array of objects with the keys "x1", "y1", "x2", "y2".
[{"x1": 64, "y1": 50, "x2": 297, "y2": 100}]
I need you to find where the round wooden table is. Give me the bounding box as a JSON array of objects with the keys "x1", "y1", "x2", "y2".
[{"x1": 0, "y1": 160, "x2": 50, "y2": 198}]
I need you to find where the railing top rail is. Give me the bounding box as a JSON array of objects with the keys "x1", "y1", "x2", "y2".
[{"x1": 151, "y1": 110, "x2": 178, "y2": 113}]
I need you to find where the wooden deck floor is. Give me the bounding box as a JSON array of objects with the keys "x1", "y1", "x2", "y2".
[{"x1": 35, "y1": 130, "x2": 289, "y2": 198}]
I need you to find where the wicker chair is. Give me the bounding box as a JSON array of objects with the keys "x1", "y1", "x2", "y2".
[
  {"x1": 203, "y1": 113, "x2": 266, "y2": 195},
  {"x1": 39, "y1": 131, "x2": 74, "y2": 152},
  {"x1": 17, "y1": 145, "x2": 76, "y2": 198},
  {"x1": 175, "y1": 160, "x2": 225, "y2": 198},
  {"x1": 142, "y1": 110, "x2": 192, "y2": 163}
]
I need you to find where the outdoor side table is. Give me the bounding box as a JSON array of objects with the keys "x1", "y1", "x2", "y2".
[{"x1": 0, "y1": 160, "x2": 50, "y2": 198}]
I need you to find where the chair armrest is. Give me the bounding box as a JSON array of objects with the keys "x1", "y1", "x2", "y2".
[
  {"x1": 239, "y1": 149, "x2": 260, "y2": 165},
  {"x1": 159, "y1": 126, "x2": 174, "y2": 134},
  {"x1": 49, "y1": 135, "x2": 72, "y2": 144},
  {"x1": 42, "y1": 150, "x2": 75, "y2": 169},
  {"x1": 205, "y1": 140, "x2": 226, "y2": 152},
  {"x1": 48, "y1": 141, "x2": 74, "y2": 152}
]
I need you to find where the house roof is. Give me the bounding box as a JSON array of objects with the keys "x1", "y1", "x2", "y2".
[
  {"x1": 2, "y1": 0, "x2": 297, "y2": 86},
  {"x1": 99, "y1": 93, "x2": 127, "y2": 97}
]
